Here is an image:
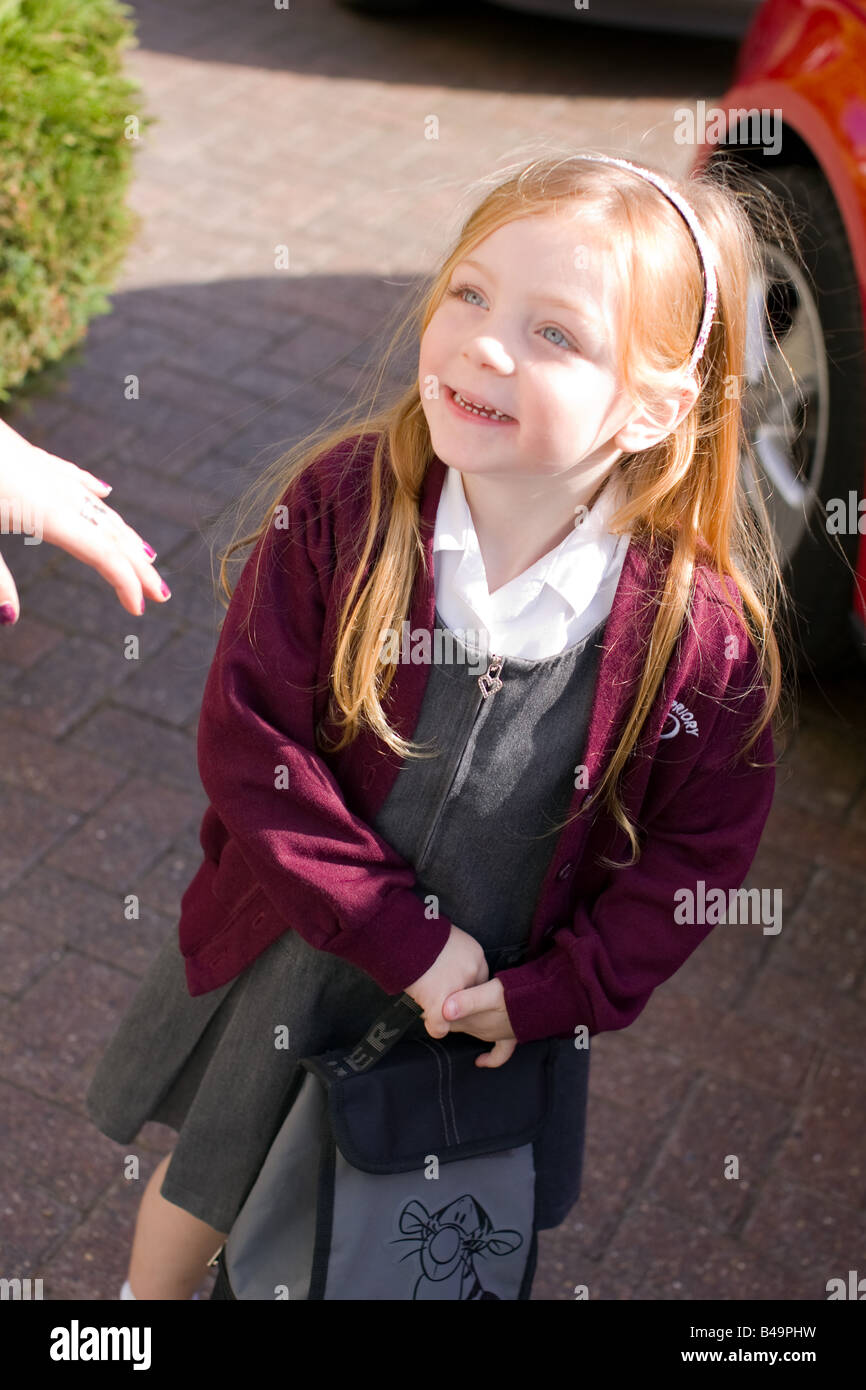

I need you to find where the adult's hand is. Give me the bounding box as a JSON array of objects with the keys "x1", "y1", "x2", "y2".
[{"x1": 0, "y1": 419, "x2": 171, "y2": 623}]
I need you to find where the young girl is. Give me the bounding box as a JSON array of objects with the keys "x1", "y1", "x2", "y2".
[{"x1": 86, "y1": 150, "x2": 789, "y2": 1301}]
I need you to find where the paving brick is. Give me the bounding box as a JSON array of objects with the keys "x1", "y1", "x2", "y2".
[
  {"x1": 43, "y1": 774, "x2": 203, "y2": 885},
  {"x1": 644, "y1": 1073, "x2": 793, "y2": 1233},
  {"x1": 65, "y1": 704, "x2": 199, "y2": 790},
  {"x1": 141, "y1": 531, "x2": 225, "y2": 634},
  {"x1": 562, "y1": 1091, "x2": 672, "y2": 1262},
  {"x1": 761, "y1": 864, "x2": 866, "y2": 991},
  {"x1": 135, "y1": 822, "x2": 208, "y2": 922},
  {"x1": 759, "y1": 798, "x2": 865, "y2": 878},
  {"x1": 0, "y1": 786, "x2": 77, "y2": 895},
  {"x1": 0, "y1": 865, "x2": 129, "y2": 941},
  {"x1": 17, "y1": 405, "x2": 135, "y2": 470},
  {"x1": 0, "y1": 1078, "x2": 122, "y2": 1214},
  {"x1": 0, "y1": 954, "x2": 142, "y2": 1107},
  {"x1": 75, "y1": 318, "x2": 171, "y2": 378},
  {"x1": 589, "y1": 1029, "x2": 694, "y2": 1127},
  {"x1": 0, "y1": 533, "x2": 64, "y2": 594},
  {"x1": 102, "y1": 471, "x2": 207, "y2": 537},
  {"x1": 772, "y1": 716, "x2": 866, "y2": 818},
  {"x1": 736, "y1": 964, "x2": 866, "y2": 1065},
  {"x1": 596, "y1": 1199, "x2": 808, "y2": 1301},
  {"x1": 0, "y1": 863, "x2": 177, "y2": 980},
  {"x1": 16, "y1": 572, "x2": 178, "y2": 654},
  {"x1": 38, "y1": 362, "x2": 153, "y2": 434},
  {"x1": 0, "y1": 1179, "x2": 81, "y2": 1272},
  {"x1": 0, "y1": 719, "x2": 121, "y2": 811},
  {"x1": 625, "y1": 986, "x2": 814, "y2": 1098},
  {"x1": 111, "y1": 626, "x2": 217, "y2": 728},
  {"x1": 0, "y1": 634, "x2": 143, "y2": 739},
  {"x1": 770, "y1": 1054, "x2": 866, "y2": 1205},
  {"x1": 0, "y1": 921, "x2": 64, "y2": 998},
  {"x1": 181, "y1": 449, "x2": 261, "y2": 505},
  {"x1": 741, "y1": 1178, "x2": 866, "y2": 1290},
  {"x1": 0, "y1": 612, "x2": 64, "y2": 670}
]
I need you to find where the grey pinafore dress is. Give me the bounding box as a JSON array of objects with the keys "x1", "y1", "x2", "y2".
[{"x1": 85, "y1": 607, "x2": 607, "y2": 1235}]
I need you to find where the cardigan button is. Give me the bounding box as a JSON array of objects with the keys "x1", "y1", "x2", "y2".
[{"x1": 556, "y1": 861, "x2": 574, "y2": 880}]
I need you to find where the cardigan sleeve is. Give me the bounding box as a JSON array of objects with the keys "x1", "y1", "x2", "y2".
[
  {"x1": 496, "y1": 646, "x2": 778, "y2": 1044},
  {"x1": 194, "y1": 455, "x2": 453, "y2": 996}
]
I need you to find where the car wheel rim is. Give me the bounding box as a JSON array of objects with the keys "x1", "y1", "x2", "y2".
[{"x1": 739, "y1": 242, "x2": 830, "y2": 566}]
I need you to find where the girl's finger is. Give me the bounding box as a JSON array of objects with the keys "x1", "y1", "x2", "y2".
[
  {"x1": 423, "y1": 1016, "x2": 450, "y2": 1040},
  {"x1": 476, "y1": 1039, "x2": 517, "y2": 1069},
  {"x1": 445, "y1": 980, "x2": 500, "y2": 1019}
]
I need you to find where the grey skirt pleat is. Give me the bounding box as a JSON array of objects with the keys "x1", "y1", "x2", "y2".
[{"x1": 85, "y1": 921, "x2": 399, "y2": 1233}]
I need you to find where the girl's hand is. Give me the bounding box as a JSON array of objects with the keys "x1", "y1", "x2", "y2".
[
  {"x1": 441, "y1": 978, "x2": 518, "y2": 1069},
  {"x1": 0, "y1": 433, "x2": 170, "y2": 621},
  {"x1": 404, "y1": 922, "x2": 489, "y2": 1037}
]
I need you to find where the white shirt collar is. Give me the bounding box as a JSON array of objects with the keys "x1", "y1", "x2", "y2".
[{"x1": 432, "y1": 463, "x2": 630, "y2": 627}]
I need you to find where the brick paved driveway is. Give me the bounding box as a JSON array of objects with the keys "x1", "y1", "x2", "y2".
[{"x1": 1, "y1": 0, "x2": 864, "y2": 1301}]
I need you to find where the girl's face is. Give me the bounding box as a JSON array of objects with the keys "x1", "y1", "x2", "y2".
[{"x1": 418, "y1": 210, "x2": 640, "y2": 482}]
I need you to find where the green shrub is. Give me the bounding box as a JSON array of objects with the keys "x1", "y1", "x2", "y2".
[{"x1": 0, "y1": 0, "x2": 156, "y2": 404}]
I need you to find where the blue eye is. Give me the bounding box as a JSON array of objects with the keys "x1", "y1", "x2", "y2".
[
  {"x1": 541, "y1": 325, "x2": 574, "y2": 349},
  {"x1": 446, "y1": 284, "x2": 485, "y2": 306}
]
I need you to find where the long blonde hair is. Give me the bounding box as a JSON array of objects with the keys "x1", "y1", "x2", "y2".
[{"x1": 207, "y1": 150, "x2": 796, "y2": 869}]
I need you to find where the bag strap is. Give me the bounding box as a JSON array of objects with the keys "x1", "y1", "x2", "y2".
[{"x1": 338, "y1": 992, "x2": 425, "y2": 1075}]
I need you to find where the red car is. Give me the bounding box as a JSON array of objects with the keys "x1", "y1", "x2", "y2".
[{"x1": 692, "y1": 0, "x2": 866, "y2": 675}]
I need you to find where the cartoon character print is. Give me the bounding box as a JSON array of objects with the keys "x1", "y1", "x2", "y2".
[{"x1": 390, "y1": 1194, "x2": 523, "y2": 1300}]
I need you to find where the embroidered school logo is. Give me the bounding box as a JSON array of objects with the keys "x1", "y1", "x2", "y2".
[
  {"x1": 660, "y1": 699, "x2": 700, "y2": 740},
  {"x1": 391, "y1": 1195, "x2": 523, "y2": 1300}
]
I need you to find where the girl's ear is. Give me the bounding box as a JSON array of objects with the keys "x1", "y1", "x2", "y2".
[{"x1": 613, "y1": 376, "x2": 700, "y2": 454}]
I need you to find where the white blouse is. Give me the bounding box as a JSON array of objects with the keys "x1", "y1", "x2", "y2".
[{"x1": 432, "y1": 464, "x2": 632, "y2": 660}]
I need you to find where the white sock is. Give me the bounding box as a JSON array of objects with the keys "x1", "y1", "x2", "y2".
[{"x1": 120, "y1": 1277, "x2": 200, "y2": 1300}]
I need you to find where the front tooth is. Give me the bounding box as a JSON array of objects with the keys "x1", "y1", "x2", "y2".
[{"x1": 455, "y1": 390, "x2": 505, "y2": 418}]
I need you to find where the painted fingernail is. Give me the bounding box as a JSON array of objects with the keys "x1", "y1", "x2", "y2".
[
  {"x1": 160, "y1": 580, "x2": 171, "y2": 599},
  {"x1": 139, "y1": 598, "x2": 146, "y2": 615},
  {"x1": 143, "y1": 542, "x2": 157, "y2": 559},
  {"x1": 0, "y1": 602, "x2": 17, "y2": 625},
  {"x1": 97, "y1": 479, "x2": 112, "y2": 492}
]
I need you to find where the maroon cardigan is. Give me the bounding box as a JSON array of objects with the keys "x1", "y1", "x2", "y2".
[{"x1": 179, "y1": 434, "x2": 777, "y2": 1044}]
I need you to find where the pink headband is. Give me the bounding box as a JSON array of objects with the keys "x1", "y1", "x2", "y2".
[{"x1": 573, "y1": 154, "x2": 719, "y2": 375}]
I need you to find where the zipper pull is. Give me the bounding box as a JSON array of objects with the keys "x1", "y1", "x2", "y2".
[
  {"x1": 478, "y1": 653, "x2": 504, "y2": 699},
  {"x1": 206, "y1": 1242, "x2": 226, "y2": 1268}
]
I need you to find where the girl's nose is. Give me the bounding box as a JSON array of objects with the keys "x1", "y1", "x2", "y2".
[{"x1": 465, "y1": 336, "x2": 515, "y2": 374}]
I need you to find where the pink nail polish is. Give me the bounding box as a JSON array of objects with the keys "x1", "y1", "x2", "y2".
[
  {"x1": 143, "y1": 542, "x2": 157, "y2": 559},
  {"x1": 160, "y1": 580, "x2": 171, "y2": 599},
  {"x1": 140, "y1": 599, "x2": 146, "y2": 615},
  {"x1": 97, "y1": 479, "x2": 112, "y2": 491}
]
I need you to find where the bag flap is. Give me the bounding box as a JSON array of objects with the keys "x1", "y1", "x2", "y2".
[{"x1": 301, "y1": 1033, "x2": 555, "y2": 1173}]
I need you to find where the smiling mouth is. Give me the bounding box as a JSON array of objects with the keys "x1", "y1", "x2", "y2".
[{"x1": 448, "y1": 386, "x2": 516, "y2": 422}]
